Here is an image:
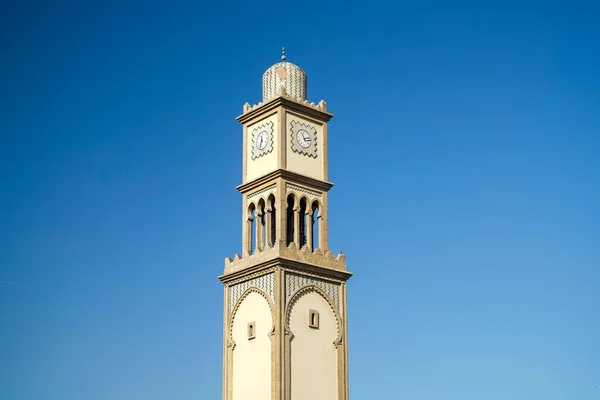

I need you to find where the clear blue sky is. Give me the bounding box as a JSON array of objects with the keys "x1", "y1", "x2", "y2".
[{"x1": 1, "y1": 1, "x2": 599, "y2": 399}]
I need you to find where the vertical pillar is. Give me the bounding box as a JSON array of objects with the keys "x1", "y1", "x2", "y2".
[
  {"x1": 222, "y1": 285, "x2": 228, "y2": 400},
  {"x1": 244, "y1": 217, "x2": 252, "y2": 255},
  {"x1": 266, "y1": 207, "x2": 273, "y2": 247},
  {"x1": 320, "y1": 193, "x2": 329, "y2": 251},
  {"x1": 277, "y1": 180, "x2": 287, "y2": 245},
  {"x1": 256, "y1": 211, "x2": 263, "y2": 251},
  {"x1": 317, "y1": 215, "x2": 324, "y2": 251},
  {"x1": 306, "y1": 210, "x2": 313, "y2": 251},
  {"x1": 293, "y1": 207, "x2": 300, "y2": 247},
  {"x1": 275, "y1": 268, "x2": 284, "y2": 400}
]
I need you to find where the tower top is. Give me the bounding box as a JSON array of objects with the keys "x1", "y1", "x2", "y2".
[{"x1": 262, "y1": 48, "x2": 307, "y2": 102}]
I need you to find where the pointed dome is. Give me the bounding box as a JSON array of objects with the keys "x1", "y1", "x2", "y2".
[{"x1": 262, "y1": 48, "x2": 307, "y2": 102}]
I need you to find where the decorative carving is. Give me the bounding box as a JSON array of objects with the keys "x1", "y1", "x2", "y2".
[
  {"x1": 229, "y1": 271, "x2": 275, "y2": 312},
  {"x1": 224, "y1": 241, "x2": 346, "y2": 274},
  {"x1": 224, "y1": 244, "x2": 280, "y2": 273},
  {"x1": 285, "y1": 272, "x2": 341, "y2": 311},
  {"x1": 279, "y1": 244, "x2": 346, "y2": 271},
  {"x1": 286, "y1": 183, "x2": 322, "y2": 199},
  {"x1": 248, "y1": 184, "x2": 276, "y2": 200},
  {"x1": 243, "y1": 96, "x2": 327, "y2": 114}
]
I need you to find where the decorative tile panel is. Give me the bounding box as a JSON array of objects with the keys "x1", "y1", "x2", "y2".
[
  {"x1": 285, "y1": 272, "x2": 340, "y2": 311},
  {"x1": 229, "y1": 272, "x2": 275, "y2": 312}
]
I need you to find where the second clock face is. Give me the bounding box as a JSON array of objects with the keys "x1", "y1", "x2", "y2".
[
  {"x1": 256, "y1": 131, "x2": 269, "y2": 150},
  {"x1": 296, "y1": 129, "x2": 311, "y2": 148},
  {"x1": 290, "y1": 120, "x2": 318, "y2": 158}
]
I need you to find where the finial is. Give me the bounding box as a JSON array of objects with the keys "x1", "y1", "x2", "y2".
[{"x1": 281, "y1": 46, "x2": 286, "y2": 61}]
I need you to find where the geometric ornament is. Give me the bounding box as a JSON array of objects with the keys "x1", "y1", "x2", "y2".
[
  {"x1": 229, "y1": 272, "x2": 275, "y2": 312},
  {"x1": 290, "y1": 120, "x2": 318, "y2": 158},
  {"x1": 251, "y1": 121, "x2": 274, "y2": 160},
  {"x1": 285, "y1": 272, "x2": 340, "y2": 311}
]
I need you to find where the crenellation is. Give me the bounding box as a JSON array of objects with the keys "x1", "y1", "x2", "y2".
[
  {"x1": 224, "y1": 240, "x2": 346, "y2": 275},
  {"x1": 241, "y1": 94, "x2": 328, "y2": 115}
]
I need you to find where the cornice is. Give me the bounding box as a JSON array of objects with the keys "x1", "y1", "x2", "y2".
[
  {"x1": 237, "y1": 169, "x2": 334, "y2": 194},
  {"x1": 219, "y1": 259, "x2": 281, "y2": 283},
  {"x1": 236, "y1": 95, "x2": 334, "y2": 125},
  {"x1": 219, "y1": 258, "x2": 352, "y2": 284}
]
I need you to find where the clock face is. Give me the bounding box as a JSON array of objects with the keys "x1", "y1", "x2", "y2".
[
  {"x1": 296, "y1": 129, "x2": 311, "y2": 148},
  {"x1": 256, "y1": 131, "x2": 269, "y2": 150}
]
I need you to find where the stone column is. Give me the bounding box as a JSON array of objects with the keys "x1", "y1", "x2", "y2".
[
  {"x1": 306, "y1": 210, "x2": 313, "y2": 251},
  {"x1": 293, "y1": 207, "x2": 300, "y2": 247},
  {"x1": 244, "y1": 216, "x2": 252, "y2": 255},
  {"x1": 320, "y1": 193, "x2": 329, "y2": 251},
  {"x1": 256, "y1": 211, "x2": 264, "y2": 251},
  {"x1": 265, "y1": 207, "x2": 273, "y2": 247}
]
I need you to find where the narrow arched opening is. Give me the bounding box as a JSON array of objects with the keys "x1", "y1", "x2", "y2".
[
  {"x1": 299, "y1": 197, "x2": 307, "y2": 249},
  {"x1": 286, "y1": 194, "x2": 295, "y2": 245},
  {"x1": 312, "y1": 201, "x2": 320, "y2": 250}
]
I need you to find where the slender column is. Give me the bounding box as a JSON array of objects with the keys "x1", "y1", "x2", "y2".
[
  {"x1": 256, "y1": 211, "x2": 263, "y2": 251},
  {"x1": 266, "y1": 207, "x2": 273, "y2": 247},
  {"x1": 243, "y1": 217, "x2": 252, "y2": 255},
  {"x1": 277, "y1": 180, "x2": 287, "y2": 245},
  {"x1": 317, "y1": 215, "x2": 324, "y2": 251},
  {"x1": 320, "y1": 193, "x2": 329, "y2": 251},
  {"x1": 293, "y1": 207, "x2": 300, "y2": 247},
  {"x1": 306, "y1": 210, "x2": 314, "y2": 251}
]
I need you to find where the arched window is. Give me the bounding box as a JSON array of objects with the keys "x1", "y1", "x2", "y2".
[
  {"x1": 299, "y1": 197, "x2": 307, "y2": 249},
  {"x1": 286, "y1": 194, "x2": 295, "y2": 245},
  {"x1": 311, "y1": 201, "x2": 320, "y2": 250}
]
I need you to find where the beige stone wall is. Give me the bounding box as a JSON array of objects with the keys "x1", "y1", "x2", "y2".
[
  {"x1": 231, "y1": 291, "x2": 273, "y2": 400},
  {"x1": 246, "y1": 113, "x2": 279, "y2": 182},
  {"x1": 288, "y1": 290, "x2": 338, "y2": 400},
  {"x1": 285, "y1": 112, "x2": 324, "y2": 180}
]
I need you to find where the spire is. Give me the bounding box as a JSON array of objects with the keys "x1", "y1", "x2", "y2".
[{"x1": 281, "y1": 46, "x2": 286, "y2": 61}]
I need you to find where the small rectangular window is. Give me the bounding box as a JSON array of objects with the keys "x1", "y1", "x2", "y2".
[
  {"x1": 308, "y1": 310, "x2": 319, "y2": 329},
  {"x1": 247, "y1": 322, "x2": 255, "y2": 339}
]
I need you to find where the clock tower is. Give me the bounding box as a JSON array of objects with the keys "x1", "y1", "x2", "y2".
[{"x1": 220, "y1": 49, "x2": 352, "y2": 400}]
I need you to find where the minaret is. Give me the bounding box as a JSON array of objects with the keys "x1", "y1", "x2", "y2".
[{"x1": 220, "y1": 49, "x2": 352, "y2": 400}]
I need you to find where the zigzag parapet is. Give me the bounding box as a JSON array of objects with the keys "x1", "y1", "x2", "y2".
[
  {"x1": 224, "y1": 240, "x2": 346, "y2": 276},
  {"x1": 242, "y1": 87, "x2": 327, "y2": 114}
]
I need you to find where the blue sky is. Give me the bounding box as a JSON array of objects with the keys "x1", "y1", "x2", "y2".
[{"x1": 1, "y1": 1, "x2": 599, "y2": 399}]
